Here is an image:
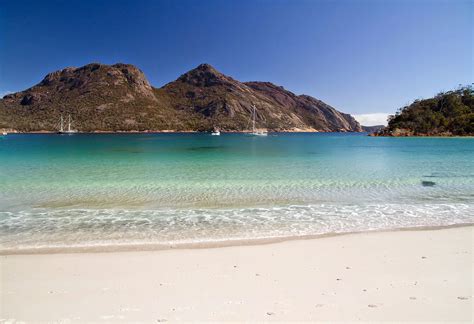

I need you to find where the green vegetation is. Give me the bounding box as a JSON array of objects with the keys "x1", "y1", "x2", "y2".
[
  {"x1": 384, "y1": 86, "x2": 474, "y2": 136},
  {"x1": 0, "y1": 62, "x2": 362, "y2": 132}
]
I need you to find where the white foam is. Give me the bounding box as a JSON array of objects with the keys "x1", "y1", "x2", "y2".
[{"x1": 1, "y1": 203, "x2": 473, "y2": 252}]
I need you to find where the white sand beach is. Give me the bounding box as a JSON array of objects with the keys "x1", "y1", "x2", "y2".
[{"x1": 1, "y1": 226, "x2": 472, "y2": 322}]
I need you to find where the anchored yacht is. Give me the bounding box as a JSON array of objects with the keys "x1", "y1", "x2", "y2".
[
  {"x1": 249, "y1": 105, "x2": 268, "y2": 136},
  {"x1": 58, "y1": 115, "x2": 78, "y2": 134}
]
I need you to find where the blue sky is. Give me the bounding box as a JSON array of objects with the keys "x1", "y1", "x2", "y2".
[{"x1": 0, "y1": 0, "x2": 472, "y2": 125}]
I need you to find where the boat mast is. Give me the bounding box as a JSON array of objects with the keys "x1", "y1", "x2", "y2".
[
  {"x1": 68, "y1": 115, "x2": 71, "y2": 132},
  {"x1": 60, "y1": 115, "x2": 64, "y2": 132}
]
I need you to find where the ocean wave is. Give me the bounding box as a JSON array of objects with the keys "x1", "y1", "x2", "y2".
[{"x1": 1, "y1": 203, "x2": 473, "y2": 253}]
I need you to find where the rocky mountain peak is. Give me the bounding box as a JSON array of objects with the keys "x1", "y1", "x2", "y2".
[
  {"x1": 1, "y1": 62, "x2": 362, "y2": 133},
  {"x1": 38, "y1": 63, "x2": 152, "y2": 91},
  {"x1": 176, "y1": 63, "x2": 233, "y2": 87},
  {"x1": 7, "y1": 63, "x2": 156, "y2": 106},
  {"x1": 195, "y1": 63, "x2": 218, "y2": 72}
]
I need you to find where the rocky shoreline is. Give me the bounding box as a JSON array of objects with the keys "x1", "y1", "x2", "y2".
[{"x1": 369, "y1": 127, "x2": 473, "y2": 137}]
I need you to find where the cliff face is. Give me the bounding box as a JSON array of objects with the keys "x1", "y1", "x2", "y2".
[
  {"x1": 243, "y1": 82, "x2": 362, "y2": 131},
  {"x1": 0, "y1": 63, "x2": 362, "y2": 132}
]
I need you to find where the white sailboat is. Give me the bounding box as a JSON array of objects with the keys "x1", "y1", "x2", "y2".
[
  {"x1": 211, "y1": 129, "x2": 221, "y2": 136},
  {"x1": 250, "y1": 105, "x2": 268, "y2": 136},
  {"x1": 58, "y1": 114, "x2": 78, "y2": 134}
]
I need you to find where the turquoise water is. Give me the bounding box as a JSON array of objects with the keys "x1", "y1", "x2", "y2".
[{"x1": 1, "y1": 133, "x2": 473, "y2": 252}]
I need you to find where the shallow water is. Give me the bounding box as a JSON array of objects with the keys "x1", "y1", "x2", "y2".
[{"x1": 1, "y1": 133, "x2": 473, "y2": 252}]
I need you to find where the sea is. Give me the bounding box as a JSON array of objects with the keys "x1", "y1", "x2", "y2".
[{"x1": 1, "y1": 133, "x2": 473, "y2": 253}]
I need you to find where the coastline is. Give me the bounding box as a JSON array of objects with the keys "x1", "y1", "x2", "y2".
[
  {"x1": 371, "y1": 133, "x2": 474, "y2": 138},
  {"x1": 1, "y1": 222, "x2": 472, "y2": 256},
  {"x1": 1, "y1": 226, "x2": 472, "y2": 321},
  {"x1": 3, "y1": 130, "x2": 474, "y2": 136},
  {"x1": 1, "y1": 129, "x2": 326, "y2": 134}
]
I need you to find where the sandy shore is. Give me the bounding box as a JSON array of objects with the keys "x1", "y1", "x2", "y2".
[{"x1": 1, "y1": 226, "x2": 472, "y2": 322}]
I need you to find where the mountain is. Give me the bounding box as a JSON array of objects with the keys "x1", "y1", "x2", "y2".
[
  {"x1": 361, "y1": 125, "x2": 385, "y2": 133},
  {"x1": 0, "y1": 63, "x2": 177, "y2": 132},
  {"x1": 0, "y1": 63, "x2": 362, "y2": 132},
  {"x1": 376, "y1": 87, "x2": 473, "y2": 136}
]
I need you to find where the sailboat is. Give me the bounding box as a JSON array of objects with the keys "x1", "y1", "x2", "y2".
[
  {"x1": 211, "y1": 129, "x2": 221, "y2": 136},
  {"x1": 58, "y1": 114, "x2": 78, "y2": 134},
  {"x1": 250, "y1": 105, "x2": 268, "y2": 136}
]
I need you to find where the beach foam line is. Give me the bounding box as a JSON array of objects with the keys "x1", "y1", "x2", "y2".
[
  {"x1": 0, "y1": 202, "x2": 473, "y2": 255},
  {"x1": 0, "y1": 223, "x2": 472, "y2": 255}
]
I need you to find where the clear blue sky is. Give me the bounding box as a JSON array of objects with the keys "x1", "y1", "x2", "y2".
[{"x1": 0, "y1": 0, "x2": 472, "y2": 123}]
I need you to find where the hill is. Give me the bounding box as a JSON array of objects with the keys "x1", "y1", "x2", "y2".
[
  {"x1": 0, "y1": 63, "x2": 362, "y2": 132},
  {"x1": 361, "y1": 125, "x2": 385, "y2": 133},
  {"x1": 376, "y1": 87, "x2": 473, "y2": 136}
]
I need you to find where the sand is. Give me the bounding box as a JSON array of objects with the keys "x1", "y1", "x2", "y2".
[{"x1": 1, "y1": 226, "x2": 472, "y2": 322}]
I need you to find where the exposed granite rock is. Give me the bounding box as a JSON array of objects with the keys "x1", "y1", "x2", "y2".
[{"x1": 0, "y1": 63, "x2": 362, "y2": 132}]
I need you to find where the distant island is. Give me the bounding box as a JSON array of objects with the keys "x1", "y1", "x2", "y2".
[
  {"x1": 362, "y1": 125, "x2": 385, "y2": 133},
  {"x1": 375, "y1": 86, "x2": 473, "y2": 136},
  {"x1": 0, "y1": 63, "x2": 363, "y2": 133}
]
